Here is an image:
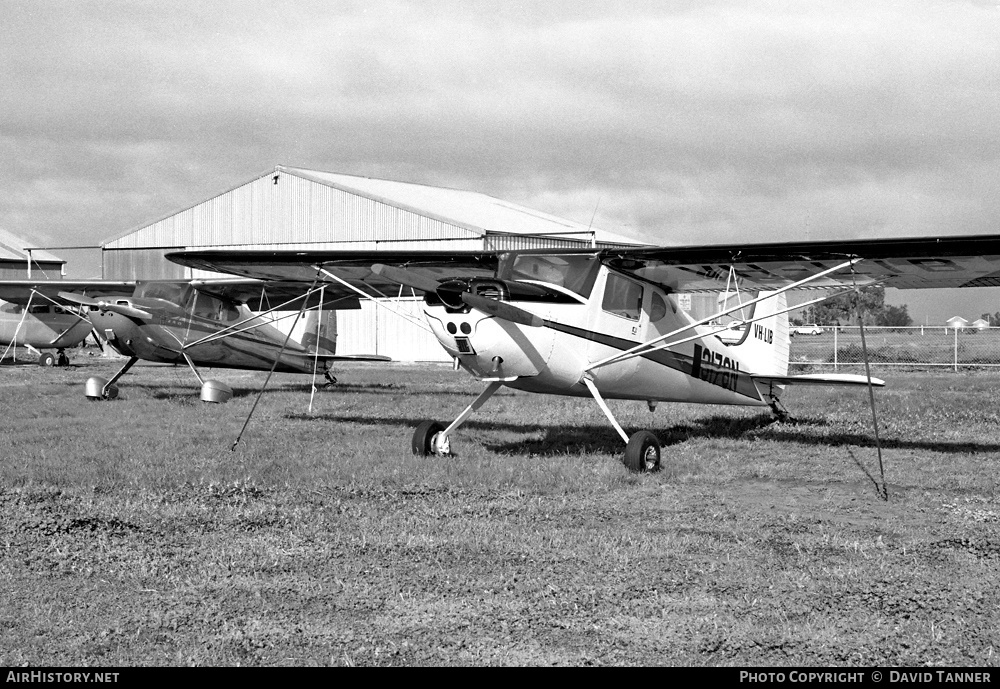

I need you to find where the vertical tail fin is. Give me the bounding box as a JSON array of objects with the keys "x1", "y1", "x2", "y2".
[{"x1": 725, "y1": 291, "x2": 789, "y2": 376}]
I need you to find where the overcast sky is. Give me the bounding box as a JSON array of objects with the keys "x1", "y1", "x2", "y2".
[{"x1": 2, "y1": 0, "x2": 999, "y2": 318}]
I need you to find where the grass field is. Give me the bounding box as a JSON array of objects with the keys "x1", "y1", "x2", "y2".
[{"x1": 2, "y1": 353, "x2": 1000, "y2": 666}]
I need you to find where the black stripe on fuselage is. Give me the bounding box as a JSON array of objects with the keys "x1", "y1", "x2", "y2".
[{"x1": 541, "y1": 320, "x2": 762, "y2": 400}]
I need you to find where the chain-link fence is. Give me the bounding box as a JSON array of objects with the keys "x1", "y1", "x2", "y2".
[{"x1": 789, "y1": 326, "x2": 1000, "y2": 370}]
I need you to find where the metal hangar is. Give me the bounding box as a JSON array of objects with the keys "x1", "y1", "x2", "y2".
[{"x1": 100, "y1": 165, "x2": 641, "y2": 361}]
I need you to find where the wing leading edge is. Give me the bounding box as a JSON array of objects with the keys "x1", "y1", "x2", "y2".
[{"x1": 168, "y1": 234, "x2": 1000, "y2": 294}]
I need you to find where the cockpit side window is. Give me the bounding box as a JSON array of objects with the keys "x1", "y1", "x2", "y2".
[
  {"x1": 192, "y1": 292, "x2": 240, "y2": 321},
  {"x1": 602, "y1": 273, "x2": 643, "y2": 320}
]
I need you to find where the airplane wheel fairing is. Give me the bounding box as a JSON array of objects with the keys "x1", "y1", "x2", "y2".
[
  {"x1": 201, "y1": 380, "x2": 233, "y2": 404},
  {"x1": 623, "y1": 431, "x2": 661, "y2": 473},
  {"x1": 85, "y1": 377, "x2": 118, "y2": 400},
  {"x1": 85, "y1": 376, "x2": 108, "y2": 399},
  {"x1": 38, "y1": 353, "x2": 55, "y2": 367},
  {"x1": 412, "y1": 421, "x2": 444, "y2": 456}
]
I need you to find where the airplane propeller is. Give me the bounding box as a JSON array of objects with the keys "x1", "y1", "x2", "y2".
[
  {"x1": 370, "y1": 264, "x2": 545, "y2": 328},
  {"x1": 460, "y1": 292, "x2": 544, "y2": 327},
  {"x1": 58, "y1": 291, "x2": 153, "y2": 320}
]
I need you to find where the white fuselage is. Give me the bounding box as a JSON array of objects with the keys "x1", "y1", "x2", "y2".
[{"x1": 423, "y1": 265, "x2": 778, "y2": 408}]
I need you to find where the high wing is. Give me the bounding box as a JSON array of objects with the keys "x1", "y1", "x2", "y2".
[
  {"x1": 167, "y1": 234, "x2": 1000, "y2": 293},
  {"x1": 600, "y1": 235, "x2": 1000, "y2": 292},
  {"x1": 186, "y1": 278, "x2": 363, "y2": 310},
  {"x1": 169, "y1": 251, "x2": 501, "y2": 296},
  {"x1": 0, "y1": 280, "x2": 136, "y2": 305}
]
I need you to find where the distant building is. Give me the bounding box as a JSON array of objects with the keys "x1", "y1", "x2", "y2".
[
  {"x1": 946, "y1": 316, "x2": 970, "y2": 330},
  {"x1": 0, "y1": 229, "x2": 65, "y2": 280},
  {"x1": 971, "y1": 318, "x2": 990, "y2": 331}
]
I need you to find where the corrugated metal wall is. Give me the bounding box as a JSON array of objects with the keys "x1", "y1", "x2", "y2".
[
  {"x1": 103, "y1": 249, "x2": 187, "y2": 280},
  {"x1": 0, "y1": 262, "x2": 64, "y2": 280},
  {"x1": 338, "y1": 298, "x2": 450, "y2": 362}
]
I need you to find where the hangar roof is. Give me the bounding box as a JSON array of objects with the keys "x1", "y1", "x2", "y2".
[
  {"x1": 283, "y1": 166, "x2": 643, "y2": 246},
  {"x1": 103, "y1": 165, "x2": 645, "y2": 250}
]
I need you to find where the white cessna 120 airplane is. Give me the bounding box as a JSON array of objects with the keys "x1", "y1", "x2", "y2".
[{"x1": 168, "y1": 234, "x2": 1000, "y2": 472}]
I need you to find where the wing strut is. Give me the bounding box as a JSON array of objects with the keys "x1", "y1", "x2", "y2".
[
  {"x1": 308, "y1": 285, "x2": 326, "y2": 414},
  {"x1": 1, "y1": 289, "x2": 34, "y2": 362},
  {"x1": 315, "y1": 266, "x2": 433, "y2": 334},
  {"x1": 588, "y1": 257, "x2": 862, "y2": 372},
  {"x1": 231, "y1": 273, "x2": 320, "y2": 451},
  {"x1": 852, "y1": 269, "x2": 888, "y2": 501}
]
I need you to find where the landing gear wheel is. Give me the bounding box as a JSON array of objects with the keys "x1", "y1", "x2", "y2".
[
  {"x1": 412, "y1": 420, "x2": 444, "y2": 456},
  {"x1": 38, "y1": 352, "x2": 55, "y2": 367},
  {"x1": 57, "y1": 350, "x2": 70, "y2": 366},
  {"x1": 623, "y1": 430, "x2": 661, "y2": 473}
]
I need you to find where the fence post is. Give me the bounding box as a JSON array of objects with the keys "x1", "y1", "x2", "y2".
[
  {"x1": 954, "y1": 327, "x2": 958, "y2": 372},
  {"x1": 833, "y1": 327, "x2": 838, "y2": 371}
]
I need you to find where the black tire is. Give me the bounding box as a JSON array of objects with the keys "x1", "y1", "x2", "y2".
[
  {"x1": 38, "y1": 352, "x2": 55, "y2": 367},
  {"x1": 623, "y1": 430, "x2": 661, "y2": 473},
  {"x1": 57, "y1": 352, "x2": 70, "y2": 366},
  {"x1": 412, "y1": 420, "x2": 444, "y2": 456}
]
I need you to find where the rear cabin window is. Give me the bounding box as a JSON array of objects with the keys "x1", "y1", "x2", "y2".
[
  {"x1": 602, "y1": 274, "x2": 643, "y2": 320},
  {"x1": 650, "y1": 293, "x2": 668, "y2": 322}
]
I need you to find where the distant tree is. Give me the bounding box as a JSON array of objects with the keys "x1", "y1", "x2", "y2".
[
  {"x1": 877, "y1": 304, "x2": 913, "y2": 327},
  {"x1": 809, "y1": 285, "x2": 911, "y2": 326}
]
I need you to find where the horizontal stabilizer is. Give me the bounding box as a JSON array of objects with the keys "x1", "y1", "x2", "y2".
[{"x1": 752, "y1": 373, "x2": 885, "y2": 388}]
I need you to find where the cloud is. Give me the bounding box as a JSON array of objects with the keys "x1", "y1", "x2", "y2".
[{"x1": 1, "y1": 0, "x2": 999, "y2": 256}]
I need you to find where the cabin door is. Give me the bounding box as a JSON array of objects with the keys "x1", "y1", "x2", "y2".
[{"x1": 586, "y1": 269, "x2": 649, "y2": 390}]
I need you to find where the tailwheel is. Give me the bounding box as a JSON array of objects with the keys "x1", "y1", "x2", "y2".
[
  {"x1": 412, "y1": 420, "x2": 445, "y2": 456},
  {"x1": 623, "y1": 430, "x2": 661, "y2": 473}
]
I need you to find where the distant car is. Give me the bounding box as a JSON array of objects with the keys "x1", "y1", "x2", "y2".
[{"x1": 792, "y1": 324, "x2": 824, "y2": 335}]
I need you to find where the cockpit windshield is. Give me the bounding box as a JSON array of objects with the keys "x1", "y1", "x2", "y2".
[
  {"x1": 506, "y1": 254, "x2": 601, "y2": 298},
  {"x1": 134, "y1": 282, "x2": 191, "y2": 307}
]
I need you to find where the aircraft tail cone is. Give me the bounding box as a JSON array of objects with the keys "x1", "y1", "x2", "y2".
[{"x1": 201, "y1": 380, "x2": 233, "y2": 404}]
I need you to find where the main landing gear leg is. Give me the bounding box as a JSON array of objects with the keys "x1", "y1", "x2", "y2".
[
  {"x1": 183, "y1": 353, "x2": 234, "y2": 403},
  {"x1": 85, "y1": 356, "x2": 139, "y2": 400},
  {"x1": 583, "y1": 378, "x2": 661, "y2": 473},
  {"x1": 412, "y1": 380, "x2": 504, "y2": 457}
]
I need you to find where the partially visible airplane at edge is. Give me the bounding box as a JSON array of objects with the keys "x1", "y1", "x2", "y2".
[
  {"x1": 168, "y1": 233, "x2": 1000, "y2": 471},
  {"x1": 0, "y1": 281, "x2": 132, "y2": 366},
  {"x1": 0, "y1": 278, "x2": 389, "y2": 402}
]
